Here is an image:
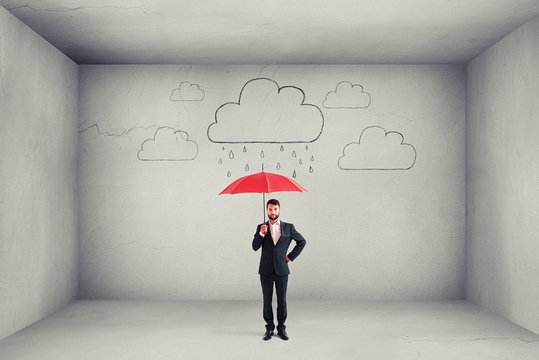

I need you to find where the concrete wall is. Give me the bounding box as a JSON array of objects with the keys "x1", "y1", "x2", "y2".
[
  {"x1": 78, "y1": 64, "x2": 465, "y2": 301},
  {"x1": 0, "y1": 7, "x2": 78, "y2": 340},
  {"x1": 466, "y1": 16, "x2": 539, "y2": 334}
]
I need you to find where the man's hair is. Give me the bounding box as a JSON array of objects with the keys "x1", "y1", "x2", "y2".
[{"x1": 266, "y1": 199, "x2": 280, "y2": 208}]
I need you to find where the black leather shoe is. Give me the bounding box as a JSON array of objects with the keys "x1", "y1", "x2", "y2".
[
  {"x1": 263, "y1": 330, "x2": 274, "y2": 341},
  {"x1": 278, "y1": 330, "x2": 289, "y2": 341}
]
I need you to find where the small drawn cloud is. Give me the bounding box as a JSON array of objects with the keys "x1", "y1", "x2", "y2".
[
  {"x1": 138, "y1": 127, "x2": 198, "y2": 161},
  {"x1": 323, "y1": 81, "x2": 371, "y2": 109},
  {"x1": 338, "y1": 126, "x2": 416, "y2": 170},
  {"x1": 207, "y1": 78, "x2": 324, "y2": 143},
  {"x1": 170, "y1": 81, "x2": 205, "y2": 101}
]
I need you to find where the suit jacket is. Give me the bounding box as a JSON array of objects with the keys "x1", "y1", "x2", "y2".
[{"x1": 252, "y1": 221, "x2": 306, "y2": 275}]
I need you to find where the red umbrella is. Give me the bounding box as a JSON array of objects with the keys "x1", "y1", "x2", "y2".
[{"x1": 219, "y1": 171, "x2": 307, "y2": 222}]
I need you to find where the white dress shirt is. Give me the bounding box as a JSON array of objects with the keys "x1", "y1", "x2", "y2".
[
  {"x1": 269, "y1": 220, "x2": 281, "y2": 245},
  {"x1": 260, "y1": 219, "x2": 281, "y2": 245}
]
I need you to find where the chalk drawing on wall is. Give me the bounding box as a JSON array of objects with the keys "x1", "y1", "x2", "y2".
[
  {"x1": 338, "y1": 126, "x2": 416, "y2": 170},
  {"x1": 207, "y1": 77, "x2": 324, "y2": 144},
  {"x1": 323, "y1": 81, "x2": 371, "y2": 109},
  {"x1": 170, "y1": 81, "x2": 205, "y2": 101},
  {"x1": 138, "y1": 126, "x2": 198, "y2": 161},
  {"x1": 218, "y1": 143, "x2": 316, "y2": 180},
  {"x1": 78, "y1": 123, "x2": 160, "y2": 137}
]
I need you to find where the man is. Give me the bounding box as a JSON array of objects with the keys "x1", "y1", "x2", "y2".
[{"x1": 252, "y1": 199, "x2": 306, "y2": 341}]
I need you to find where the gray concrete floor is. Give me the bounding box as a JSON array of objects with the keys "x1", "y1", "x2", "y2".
[{"x1": 1, "y1": 300, "x2": 538, "y2": 359}]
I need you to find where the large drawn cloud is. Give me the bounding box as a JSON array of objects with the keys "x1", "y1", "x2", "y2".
[
  {"x1": 170, "y1": 81, "x2": 205, "y2": 101},
  {"x1": 323, "y1": 81, "x2": 371, "y2": 109},
  {"x1": 338, "y1": 126, "x2": 416, "y2": 170},
  {"x1": 207, "y1": 78, "x2": 324, "y2": 143},
  {"x1": 138, "y1": 127, "x2": 198, "y2": 161}
]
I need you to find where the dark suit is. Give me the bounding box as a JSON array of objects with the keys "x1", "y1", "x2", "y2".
[{"x1": 252, "y1": 221, "x2": 306, "y2": 331}]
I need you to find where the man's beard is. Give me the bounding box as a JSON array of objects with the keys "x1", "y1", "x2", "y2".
[{"x1": 268, "y1": 214, "x2": 279, "y2": 221}]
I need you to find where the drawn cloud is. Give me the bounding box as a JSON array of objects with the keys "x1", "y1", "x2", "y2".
[
  {"x1": 170, "y1": 81, "x2": 205, "y2": 101},
  {"x1": 207, "y1": 78, "x2": 324, "y2": 143},
  {"x1": 323, "y1": 81, "x2": 371, "y2": 109},
  {"x1": 138, "y1": 127, "x2": 198, "y2": 161},
  {"x1": 338, "y1": 126, "x2": 416, "y2": 170}
]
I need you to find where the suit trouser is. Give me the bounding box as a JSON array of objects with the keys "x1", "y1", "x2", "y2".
[{"x1": 260, "y1": 272, "x2": 288, "y2": 331}]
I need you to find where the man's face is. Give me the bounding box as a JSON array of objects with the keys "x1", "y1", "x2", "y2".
[{"x1": 267, "y1": 204, "x2": 280, "y2": 221}]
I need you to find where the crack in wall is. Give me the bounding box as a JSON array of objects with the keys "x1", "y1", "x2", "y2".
[
  {"x1": 6, "y1": 1, "x2": 158, "y2": 15},
  {"x1": 79, "y1": 123, "x2": 160, "y2": 137},
  {"x1": 81, "y1": 227, "x2": 183, "y2": 266}
]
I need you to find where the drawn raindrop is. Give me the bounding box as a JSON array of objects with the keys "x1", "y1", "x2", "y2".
[
  {"x1": 243, "y1": 146, "x2": 247, "y2": 153},
  {"x1": 245, "y1": 164, "x2": 250, "y2": 172},
  {"x1": 229, "y1": 150, "x2": 234, "y2": 159},
  {"x1": 227, "y1": 171, "x2": 231, "y2": 177},
  {"x1": 299, "y1": 158, "x2": 303, "y2": 165},
  {"x1": 280, "y1": 145, "x2": 285, "y2": 152},
  {"x1": 309, "y1": 166, "x2": 314, "y2": 173},
  {"x1": 292, "y1": 150, "x2": 297, "y2": 157},
  {"x1": 311, "y1": 155, "x2": 315, "y2": 162},
  {"x1": 218, "y1": 158, "x2": 222, "y2": 165},
  {"x1": 305, "y1": 145, "x2": 309, "y2": 151},
  {"x1": 276, "y1": 162, "x2": 281, "y2": 170},
  {"x1": 260, "y1": 150, "x2": 265, "y2": 158},
  {"x1": 292, "y1": 170, "x2": 297, "y2": 178},
  {"x1": 222, "y1": 146, "x2": 225, "y2": 151}
]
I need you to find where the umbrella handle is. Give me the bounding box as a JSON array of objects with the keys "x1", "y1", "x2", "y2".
[
  {"x1": 263, "y1": 192, "x2": 266, "y2": 224},
  {"x1": 261, "y1": 193, "x2": 267, "y2": 234}
]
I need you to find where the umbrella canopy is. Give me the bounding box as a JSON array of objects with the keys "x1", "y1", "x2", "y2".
[
  {"x1": 219, "y1": 171, "x2": 307, "y2": 195},
  {"x1": 219, "y1": 171, "x2": 307, "y2": 221}
]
